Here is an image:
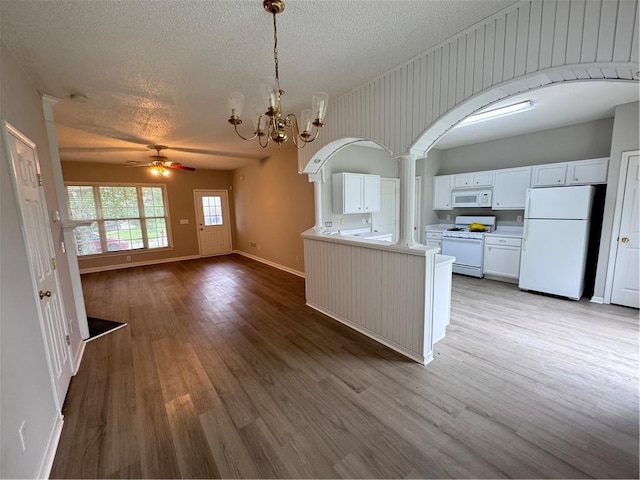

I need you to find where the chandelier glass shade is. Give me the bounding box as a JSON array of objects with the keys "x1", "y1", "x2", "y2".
[{"x1": 228, "y1": 0, "x2": 328, "y2": 148}]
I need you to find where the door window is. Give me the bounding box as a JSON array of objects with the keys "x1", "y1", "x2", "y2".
[{"x1": 202, "y1": 196, "x2": 224, "y2": 226}]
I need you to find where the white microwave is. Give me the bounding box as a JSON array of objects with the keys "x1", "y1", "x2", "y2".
[{"x1": 451, "y1": 188, "x2": 492, "y2": 208}]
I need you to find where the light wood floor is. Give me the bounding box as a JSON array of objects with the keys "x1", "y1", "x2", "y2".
[{"x1": 50, "y1": 254, "x2": 639, "y2": 479}]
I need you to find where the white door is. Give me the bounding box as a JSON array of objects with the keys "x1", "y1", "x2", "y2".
[
  {"x1": 611, "y1": 155, "x2": 639, "y2": 308},
  {"x1": 2, "y1": 122, "x2": 72, "y2": 409},
  {"x1": 372, "y1": 178, "x2": 399, "y2": 240},
  {"x1": 194, "y1": 189, "x2": 232, "y2": 256}
]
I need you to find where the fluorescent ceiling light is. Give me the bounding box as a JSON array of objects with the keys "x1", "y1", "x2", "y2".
[{"x1": 457, "y1": 100, "x2": 534, "y2": 127}]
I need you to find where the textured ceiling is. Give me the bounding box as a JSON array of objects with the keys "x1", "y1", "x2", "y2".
[{"x1": 0, "y1": 0, "x2": 517, "y2": 170}]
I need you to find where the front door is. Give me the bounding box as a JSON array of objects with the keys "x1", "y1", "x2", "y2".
[
  {"x1": 2, "y1": 121, "x2": 72, "y2": 409},
  {"x1": 611, "y1": 154, "x2": 639, "y2": 308},
  {"x1": 194, "y1": 189, "x2": 232, "y2": 256}
]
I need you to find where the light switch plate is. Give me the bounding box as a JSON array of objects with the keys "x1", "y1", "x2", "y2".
[{"x1": 180, "y1": 219, "x2": 189, "y2": 224}]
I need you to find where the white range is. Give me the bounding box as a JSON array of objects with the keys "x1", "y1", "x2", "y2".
[{"x1": 441, "y1": 215, "x2": 496, "y2": 278}]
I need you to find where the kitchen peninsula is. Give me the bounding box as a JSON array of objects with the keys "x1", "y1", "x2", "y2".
[{"x1": 302, "y1": 229, "x2": 454, "y2": 364}]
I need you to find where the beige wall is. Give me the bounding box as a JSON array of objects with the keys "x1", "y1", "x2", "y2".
[
  {"x1": 232, "y1": 142, "x2": 314, "y2": 274},
  {"x1": 1, "y1": 41, "x2": 62, "y2": 478},
  {"x1": 62, "y1": 161, "x2": 234, "y2": 271}
]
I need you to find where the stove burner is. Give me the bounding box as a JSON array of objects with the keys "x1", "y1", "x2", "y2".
[{"x1": 448, "y1": 227, "x2": 465, "y2": 231}]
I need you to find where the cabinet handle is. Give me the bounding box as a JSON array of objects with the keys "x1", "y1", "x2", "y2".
[
  {"x1": 557, "y1": 179, "x2": 562, "y2": 183},
  {"x1": 574, "y1": 178, "x2": 579, "y2": 181}
]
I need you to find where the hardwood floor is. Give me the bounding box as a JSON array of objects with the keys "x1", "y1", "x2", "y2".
[{"x1": 50, "y1": 254, "x2": 639, "y2": 479}]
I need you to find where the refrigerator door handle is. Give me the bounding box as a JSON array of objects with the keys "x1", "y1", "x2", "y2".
[{"x1": 522, "y1": 219, "x2": 528, "y2": 252}]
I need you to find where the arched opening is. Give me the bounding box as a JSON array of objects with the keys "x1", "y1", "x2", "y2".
[{"x1": 417, "y1": 77, "x2": 638, "y2": 302}]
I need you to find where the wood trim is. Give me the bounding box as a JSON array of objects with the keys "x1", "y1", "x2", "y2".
[
  {"x1": 233, "y1": 250, "x2": 305, "y2": 278},
  {"x1": 78, "y1": 255, "x2": 200, "y2": 274}
]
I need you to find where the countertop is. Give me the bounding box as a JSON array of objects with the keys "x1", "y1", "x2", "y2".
[
  {"x1": 485, "y1": 226, "x2": 524, "y2": 238},
  {"x1": 424, "y1": 224, "x2": 454, "y2": 233}
]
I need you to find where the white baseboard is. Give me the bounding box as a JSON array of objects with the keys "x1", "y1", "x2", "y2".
[
  {"x1": 590, "y1": 296, "x2": 605, "y2": 304},
  {"x1": 306, "y1": 302, "x2": 433, "y2": 365},
  {"x1": 79, "y1": 255, "x2": 200, "y2": 274},
  {"x1": 72, "y1": 339, "x2": 85, "y2": 374},
  {"x1": 234, "y1": 250, "x2": 305, "y2": 278},
  {"x1": 36, "y1": 413, "x2": 64, "y2": 479}
]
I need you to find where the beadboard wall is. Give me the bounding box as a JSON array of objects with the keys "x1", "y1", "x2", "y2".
[{"x1": 300, "y1": 0, "x2": 639, "y2": 173}]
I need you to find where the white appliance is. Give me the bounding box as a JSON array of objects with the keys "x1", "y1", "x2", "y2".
[
  {"x1": 519, "y1": 185, "x2": 595, "y2": 300},
  {"x1": 442, "y1": 216, "x2": 496, "y2": 278},
  {"x1": 451, "y1": 188, "x2": 492, "y2": 208}
]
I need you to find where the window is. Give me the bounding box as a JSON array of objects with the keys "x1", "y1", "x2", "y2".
[
  {"x1": 202, "y1": 195, "x2": 224, "y2": 226},
  {"x1": 66, "y1": 184, "x2": 170, "y2": 256}
]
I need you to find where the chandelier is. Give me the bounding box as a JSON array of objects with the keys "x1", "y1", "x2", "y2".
[{"x1": 228, "y1": 0, "x2": 328, "y2": 148}]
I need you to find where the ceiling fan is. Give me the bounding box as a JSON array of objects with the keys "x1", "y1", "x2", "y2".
[{"x1": 127, "y1": 145, "x2": 196, "y2": 176}]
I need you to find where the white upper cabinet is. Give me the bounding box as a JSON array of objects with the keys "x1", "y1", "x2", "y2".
[
  {"x1": 362, "y1": 174, "x2": 381, "y2": 212},
  {"x1": 567, "y1": 158, "x2": 609, "y2": 185},
  {"x1": 332, "y1": 172, "x2": 381, "y2": 214},
  {"x1": 453, "y1": 171, "x2": 494, "y2": 188},
  {"x1": 532, "y1": 158, "x2": 609, "y2": 187},
  {"x1": 531, "y1": 163, "x2": 568, "y2": 187},
  {"x1": 492, "y1": 167, "x2": 532, "y2": 210},
  {"x1": 433, "y1": 175, "x2": 454, "y2": 210}
]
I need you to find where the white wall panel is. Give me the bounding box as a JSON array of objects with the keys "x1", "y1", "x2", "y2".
[
  {"x1": 566, "y1": 0, "x2": 587, "y2": 64},
  {"x1": 597, "y1": 0, "x2": 619, "y2": 61},
  {"x1": 303, "y1": 236, "x2": 433, "y2": 362},
  {"x1": 299, "y1": 0, "x2": 639, "y2": 172}
]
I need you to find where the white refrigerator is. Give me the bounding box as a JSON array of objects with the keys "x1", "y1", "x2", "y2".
[{"x1": 519, "y1": 185, "x2": 595, "y2": 300}]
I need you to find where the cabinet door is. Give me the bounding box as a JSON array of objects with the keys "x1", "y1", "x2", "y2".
[
  {"x1": 483, "y1": 244, "x2": 521, "y2": 279},
  {"x1": 567, "y1": 158, "x2": 609, "y2": 185},
  {"x1": 473, "y1": 171, "x2": 494, "y2": 187},
  {"x1": 532, "y1": 163, "x2": 567, "y2": 187},
  {"x1": 343, "y1": 174, "x2": 364, "y2": 213},
  {"x1": 492, "y1": 167, "x2": 532, "y2": 209},
  {"x1": 363, "y1": 174, "x2": 381, "y2": 212},
  {"x1": 433, "y1": 175, "x2": 453, "y2": 210},
  {"x1": 453, "y1": 173, "x2": 472, "y2": 188}
]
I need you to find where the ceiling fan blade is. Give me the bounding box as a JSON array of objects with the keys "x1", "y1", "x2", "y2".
[
  {"x1": 59, "y1": 123, "x2": 152, "y2": 146},
  {"x1": 167, "y1": 163, "x2": 196, "y2": 171},
  {"x1": 124, "y1": 163, "x2": 154, "y2": 168},
  {"x1": 59, "y1": 146, "x2": 148, "y2": 153},
  {"x1": 169, "y1": 146, "x2": 265, "y2": 160}
]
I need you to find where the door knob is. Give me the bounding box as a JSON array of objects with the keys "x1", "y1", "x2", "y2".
[
  {"x1": 39, "y1": 290, "x2": 51, "y2": 299},
  {"x1": 621, "y1": 237, "x2": 630, "y2": 243}
]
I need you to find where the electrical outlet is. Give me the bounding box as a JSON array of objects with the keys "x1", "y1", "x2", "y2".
[
  {"x1": 324, "y1": 221, "x2": 332, "y2": 227},
  {"x1": 126, "y1": 255, "x2": 132, "y2": 261},
  {"x1": 340, "y1": 218, "x2": 345, "y2": 225},
  {"x1": 250, "y1": 241, "x2": 257, "y2": 248},
  {"x1": 18, "y1": 421, "x2": 27, "y2": 452},
  {"x1": 446, "y1": 214, "x2": 451, "y2": 220},
  {"x1": 517, "y1": 215, "x2": 523, "y2": 222}
]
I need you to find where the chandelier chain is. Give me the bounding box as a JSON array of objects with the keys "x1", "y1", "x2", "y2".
[{"x1": 272, "y1": 12, "x2": 280, "y2": 89}]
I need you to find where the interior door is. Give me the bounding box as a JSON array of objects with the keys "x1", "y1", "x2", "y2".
[
  {"x1": 611, "y1": 154, "x2": 639, "y2": 308},
  {"x1": 2, "y1": 121, "x2": 72, "y2": 409},
  {"x1": 194, "y1": 189, "x2": 232, "y2": 256}
]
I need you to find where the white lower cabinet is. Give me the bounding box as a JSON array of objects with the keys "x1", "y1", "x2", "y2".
[
  {"x1": 425, "y1": 231, "x2": 443, "y2": 251},
  {"x1": 483, "y1": 236, "x2": 522, "y2": 282}
]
